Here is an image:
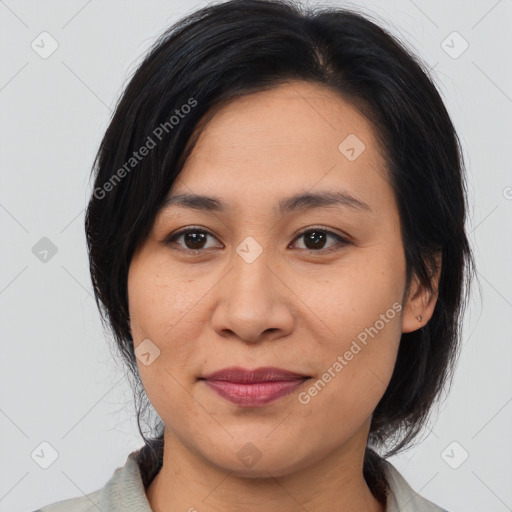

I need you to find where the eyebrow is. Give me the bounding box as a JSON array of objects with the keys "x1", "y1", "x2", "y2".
[{"x1": 159, "y1": 190, "x2": 371, "y2": 216}]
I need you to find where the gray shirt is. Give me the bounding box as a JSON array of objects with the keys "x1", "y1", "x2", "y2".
[{"x1": 34, "y1": 451, "x2": 447, "y2": 511}]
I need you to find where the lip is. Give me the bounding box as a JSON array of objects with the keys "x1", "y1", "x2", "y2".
[
  {"x1": 200, "y1": 366, "x2": 311, "y2": 407},
  {"x1": 201, "y1": 366, "x2": 310, "y2": 382}
]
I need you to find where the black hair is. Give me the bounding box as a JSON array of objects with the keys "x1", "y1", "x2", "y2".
[{"x1": 85, "y1": 0, "x2": 474, "y2": 504}]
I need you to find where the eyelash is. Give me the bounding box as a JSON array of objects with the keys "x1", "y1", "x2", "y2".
[{"x1": 164, "y1": 226, "x2": 350, "y2": 255}]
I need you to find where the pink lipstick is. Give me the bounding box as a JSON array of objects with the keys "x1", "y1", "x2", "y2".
[{"x1": 201, "y1": 366, "x2": 310, "y2": 407}]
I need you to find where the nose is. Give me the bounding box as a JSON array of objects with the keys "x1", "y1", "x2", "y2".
[{"x1": 210, "y1": 249, "x2": 295, "y2": 344}]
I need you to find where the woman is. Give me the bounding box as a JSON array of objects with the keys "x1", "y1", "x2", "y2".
[{"x1": 36, "y1": 0, "x2": 474, "y2": 510}]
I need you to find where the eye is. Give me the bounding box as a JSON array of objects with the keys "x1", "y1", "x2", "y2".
[
  {"x1": 164, "y1": 226, "x2": 220, "y2": 252},
  {"x1": 290, "y1": 227, "x2": 350, "y2": 253},
  {"x1": 164, "y1": 226, "x2": 350, "y2": 254}
]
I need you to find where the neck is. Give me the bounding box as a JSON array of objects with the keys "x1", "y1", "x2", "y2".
[{"x1": 145, "y1": 429, "x2": 386, "y2": 512}]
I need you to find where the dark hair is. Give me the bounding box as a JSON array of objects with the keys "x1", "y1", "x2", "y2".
[{"x1": 85, "y1": 0, "x2": 474, "y2": 502}]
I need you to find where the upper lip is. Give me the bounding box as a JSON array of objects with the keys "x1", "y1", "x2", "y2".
[{"x1": 201, "y1": 366, "x2": 310, "y2": 383}]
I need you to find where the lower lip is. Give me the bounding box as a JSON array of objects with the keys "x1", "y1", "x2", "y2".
[{"x1": 203, "y1": 378, "x2": 309, "y2": 407}]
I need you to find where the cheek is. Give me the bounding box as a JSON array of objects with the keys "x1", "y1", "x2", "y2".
[
  {"x1": 302, "y1": 250, "x2": 405, "y2": 341},
  {"x1": 298, "y1": 250, "x2": 404, "y2": 402},
  {"x1": 127, "y1": 257, "x2": 206, "y2": 395},
  {"x1": 298, "y1": 304, "x2": 403, "y2": 442},
  {"x1": 127, "y1": 255, "x2": 201, "y2": 343}
]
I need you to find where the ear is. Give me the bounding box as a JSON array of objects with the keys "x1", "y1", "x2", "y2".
[{"x1": 401, "y1": 253, "x2": 442, "y2": 334}]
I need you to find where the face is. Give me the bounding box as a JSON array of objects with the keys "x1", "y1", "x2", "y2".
[{"x1": 127, "y1": 80, "x2": 420, "y2": 478}]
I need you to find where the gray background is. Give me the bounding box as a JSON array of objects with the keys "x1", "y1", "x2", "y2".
[{"x1": 1, "y1": 0, "x2": 511, "y2": 511}]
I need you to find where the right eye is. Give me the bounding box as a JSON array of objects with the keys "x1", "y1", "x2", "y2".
[{"x1": 164, "y1": 227, "x2": 220, "y2": 252}]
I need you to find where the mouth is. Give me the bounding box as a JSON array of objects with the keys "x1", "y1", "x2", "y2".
[
  {"x1": 199, "y1": 366, "x2": 311, "y2": 407},
  {"x1": 201, "y1": 366, "x2": 311, "y2": 382}
]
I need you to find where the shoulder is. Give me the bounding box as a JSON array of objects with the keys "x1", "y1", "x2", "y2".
[
  {"x1": 32, "y1": 451, "x2": 153, "y2": 512},
  {"x1": 33, "y1": 486, "x2": 104, "y2": 512},
  {"x1": 383, "y1": 460, "x2": 449, "y2": 512}
]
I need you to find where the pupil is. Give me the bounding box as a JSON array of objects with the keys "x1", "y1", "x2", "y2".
[
  {"x1": 185, "y1": 232, "x2": 206, "y2": 249},
  {"x1": 306, "y1": 230, "x2": 325, "y2": 250}
]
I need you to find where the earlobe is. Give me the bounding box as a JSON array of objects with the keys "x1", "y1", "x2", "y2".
[
  {"x1": 401, "y1": 254, "x2": 441, "y2": 334},
  {"x1": 401, "y1": 281, "x2": 437, "y2": 333}
]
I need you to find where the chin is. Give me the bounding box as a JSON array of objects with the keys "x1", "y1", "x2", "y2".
[{"x1": 202, "y1": 442, "x2": 312, "y2": 479}]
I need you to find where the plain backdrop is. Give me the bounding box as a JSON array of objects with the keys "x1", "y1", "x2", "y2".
[{"x1": 1, "y1": 1, "x2": 511, "y2": 511}]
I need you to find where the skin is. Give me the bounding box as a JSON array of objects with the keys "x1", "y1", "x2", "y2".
[{"x1": 127, "y1": 80, "x2": 439, "y2": 512}]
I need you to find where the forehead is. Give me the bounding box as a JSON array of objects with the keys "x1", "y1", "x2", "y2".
[{"x1": 166, "y1": 80, "x2": 391, "y2": 216}]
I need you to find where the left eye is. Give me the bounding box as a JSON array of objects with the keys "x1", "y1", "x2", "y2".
[
  {"x1": 292, "y1": 228, "x2": 350, "y2": 252},
  {"x1": 165, "y1": 226, "x2": 350, "y2": 254}
]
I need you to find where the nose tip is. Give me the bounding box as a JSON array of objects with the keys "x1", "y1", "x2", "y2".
[{"x1": 210, "y1": 254, "x2": 295, "y2": 344}]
